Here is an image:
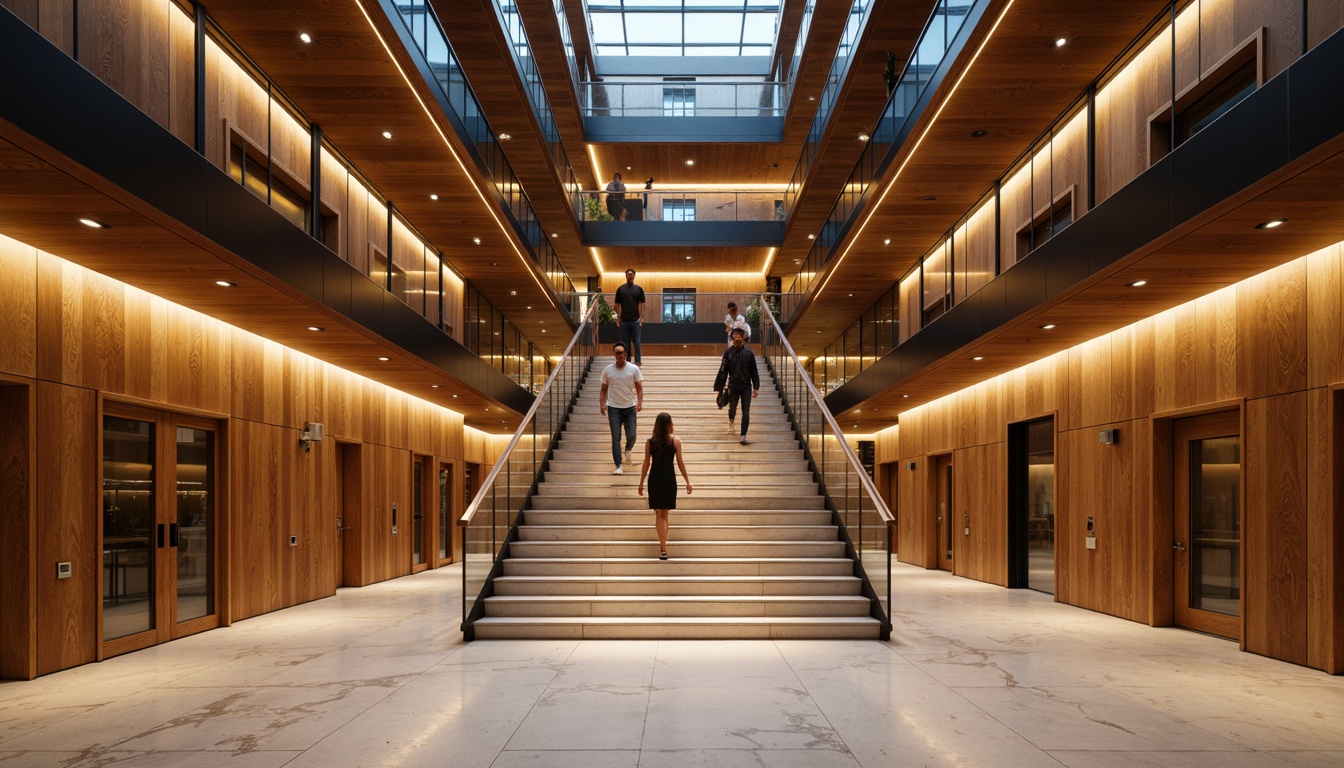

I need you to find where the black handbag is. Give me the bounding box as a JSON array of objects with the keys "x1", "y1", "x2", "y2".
[{"x1": 716, "y1": 388, "x2": 731, "y2": 409}]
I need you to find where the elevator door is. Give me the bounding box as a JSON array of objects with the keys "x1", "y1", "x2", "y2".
[{"x1": 1174, "y1": 411, "x2": 1241, "y2": 640}]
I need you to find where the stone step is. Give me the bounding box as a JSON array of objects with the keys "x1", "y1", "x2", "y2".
[
  {"x1": 516, "y1": 524, "x2": 838, "y2": 542},
  {"x1": 491, "y1": 575, "x2": 861, "y2": 596},
  {"x1": 542, "y1": 464, "x2": 813, "y2": 476},
  {"x1": 500, "y1": 557, "x2": 855, "y2": 577},
  {"x1": 547, "y1": 449, "x2": 803, "y2": 463},
  {"x1": 529, "y1": 495, "x2": 826, "y2": 510},
  {"x1": 507, "y1": 540, "x2": 846, "y2": 558},
  {"x1": 470, "y1": 615, "x2": 882, "y2": 640},
  {"x1": 522, "y1": 510, "x2": 832, "y2": 526},
  {"x1": 533, "y1": 482, "x2": 818, "y2": 497},
  {"x1": 482, "y1": 594, "x2": 872, "y2": 618}
]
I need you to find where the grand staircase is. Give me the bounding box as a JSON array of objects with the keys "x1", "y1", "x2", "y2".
[{"x1": 470, "y1": 355, "x2": 883, "y2": 640}]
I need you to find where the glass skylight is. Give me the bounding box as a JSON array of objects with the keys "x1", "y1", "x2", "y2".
[{"x1": 587, "y1": 0, "x2": 780, "y2": 57}]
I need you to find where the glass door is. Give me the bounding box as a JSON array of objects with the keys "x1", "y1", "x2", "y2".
[
  {"x1": 102, "y1": 406, "x2": 218, "y2": 656},
  {"x1": 1174, "y1": 410, "x2": 1241, "y2": 640},
  {"x1": 412, "y1": 459, "x2": 425, "y2": 569},
  {"x1": 1010, "y1": 418, "x2": 1055, "y2": 593},
  {"x1": 438, "y1": 464, "x2": 453, "y2": 563}
]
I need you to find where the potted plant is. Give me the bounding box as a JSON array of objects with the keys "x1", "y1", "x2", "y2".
[
  {"x1": 745, "y1": 295, "x2": 780, "y2": 327},
  {"x1": 883, "y1": 51, "x2": 899, "y2": 96},
  {"x1": 584, "y1": 196, "x2": 613, "y2": 221},
  {"x1": 594, "y1": 293, "x2": 615, "y2": 325}
]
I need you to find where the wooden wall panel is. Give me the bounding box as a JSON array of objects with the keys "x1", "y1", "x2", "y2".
[
  {"x1": 1237, "y1": 260, "x2": 1307, "y2": 400},
  {"x1": 0, "y1": 384, "x2": 35, "y2": 679},
  {"x1": 0, "y1": 235, "x2": 37, "y2": 378},
  {"x1": 80, "y1": 0, "x2": 174, "y2": 129},
  {"x1": 35, "y1": 381, "x2": 97, "y2": 675},
  {"x1": 123, "y1": 288, "x2": 166, "y2": 403},
  {"x1": 166, "y1": 301, "x2": 230, "y2": 413},
  {"x1": 1308, "y1": 0, "x2": 1344, "y2": 48},
  {"x1": 1095, "y1": 20, "x2": 1172, "y2": 202},
  {"x1": 1306, "y1": 244, "x2": 1344, "y2": 388},
  {"x1": 1244, "y1": 392, "x2": 1309, "y2": 665},
  {"x1": 1304, "y1": 388, "x2": 1337, "y2": 672},
  {"x1": 167, "y1": 3, "x2": 194, "y2": 145}
]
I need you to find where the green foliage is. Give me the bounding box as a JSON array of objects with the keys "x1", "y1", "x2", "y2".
[
  {"x1": 744, "y1": 295, "x2": 780, "y2": 326},
  {"x1": 594, "y1": 294, "x2": 616, "y2": 324},
  {"x1": 584, "y1": 196, "x2": 613, "y2": 221},
  {"x1": 883, "y1": 51, "x2": 899, "y2": 96}
]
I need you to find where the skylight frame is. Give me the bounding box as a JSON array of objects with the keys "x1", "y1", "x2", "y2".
[{"x1": 586, "y1": 0, "x2": 781, "y2": 58}]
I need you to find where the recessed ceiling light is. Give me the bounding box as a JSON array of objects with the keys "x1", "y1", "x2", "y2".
[
  {"x1": 474, "y1": 238, "x2": 482, "y2": 244},
  {"x1": 685, "y1": 255, "x2": 692, "y2": 260},
  {"x1": 78, "y1": 218, "x2": 108, "y2": 229},
  {"x1": 550, "y1": 233, "x2": 558, "y2": 238},
  {"x1": 498, "y1": 133, "x2": 512, "y2": 140},
  {"x1": 685, "y1": 160, "x2": 695, "y2": 166},
  {"x1": 429, "y1": 194, "x2": 439, "y2": 201},
  {"x1": 214, "y1": 280, "x2": 236, "y2": 287},
  {"x1": 378, "y1": 356, "x2": 390, "y2": 361},
  {"x1": 1054, "y1": 37, "x2": 1067, "y2": 47},
  {"x1": 1040, "y1": 324, "x2": 1056, "y2": 330},
  {"x1": 792, "y1": 259, "x2": 801, "y2": 264},
  {"x1": 858, "y1": 132, "x2": 870, "y2": 141},
  {"x1": 307, "y1": 326, "x2": 324, "y2": 332},
  {"x1": 807, "y1": 234, "x2": 815, "y2": 240},
  {"x1": 848, "y1": 293, "x2": 853, "y2": 297},
  {"x1": 808, "y1": 95, "x2": 815, "y2": 101},
  {"x1": 1255, "y1": 219, "x2": 1289, "y2": 229},
  {"x1": 510, "y1": 290, "x2": 517, "y2": 296},
  {"x1": 452, "y1": 394, "x2": 458, "y2": 398},
  {"x1": 527, "y1": 306, "x2": 532, "y2": 310},
  {"x1": 299, "y1": 32, "x2": 312, "y2": 43},
  {"x1": 971, "y1": 129, "x2": 988, "y2": 137},
  {"x1": 381, "y1": 131, "x2": 392, "y2": 139},
  {"x1": 902, "y1": 394, "x2": 909, "y2": 398},
  {"x1": 972, "y1": 356, "x2": 984, "y2": 361},
  {"x1": 883, "y1": 239, "x2": 891, "y2": 245},
  {"x1": 1128, "y1": 279, "x2": 1148, "y2": 287},
  {"x1": 769, "y1": 163, "x2": 778, "y2": 168}
]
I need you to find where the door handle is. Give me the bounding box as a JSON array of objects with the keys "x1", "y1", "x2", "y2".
[
  {"x1": 1173, "y1": 542, "x2": 1186, "y2": 551},
  {"x1": 169, "y1": 523, "x2": 180, "y2": 548},
  {"x1": 157, "y1": 523, "x2": 165, "y2": 548}
]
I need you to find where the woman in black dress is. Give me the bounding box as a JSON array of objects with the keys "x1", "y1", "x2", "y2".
[{"x1": 637, "y1": 412, "x2": 692, "y2": 560}]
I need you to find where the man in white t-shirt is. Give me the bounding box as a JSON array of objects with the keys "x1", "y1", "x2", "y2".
[
  {"x1": 724, "y1": 301, "x2": 750, "y2": 346},
  {"x1": 599, "y1": 342, "x2": 644, "y2": 475}
]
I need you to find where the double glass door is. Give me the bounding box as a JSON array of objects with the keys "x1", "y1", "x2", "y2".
[{"x1": 102, "y1": 405, "x2": 218, "y2": 655}]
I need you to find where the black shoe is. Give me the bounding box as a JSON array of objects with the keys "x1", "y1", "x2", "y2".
[{"x1": 659, "y1": 552, "x2": 668, "y2": 560}]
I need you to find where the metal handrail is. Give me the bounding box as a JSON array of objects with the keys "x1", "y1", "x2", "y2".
[
  {"x1": 757, "y1": 294, "x2": 894, "y2": 525},
  {"x1": 459, "y1": 298, "x2": 598, "y2": 527}
]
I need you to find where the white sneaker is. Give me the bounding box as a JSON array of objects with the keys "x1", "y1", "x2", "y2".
[
  {"x1": 625, "y1": 448, "x2": 633, "y2": 466},
  {"x1": 612, "y1": 466, "x2": 623, "y2": 475}
]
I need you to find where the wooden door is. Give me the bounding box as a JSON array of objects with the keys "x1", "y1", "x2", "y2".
[
  {"x1": 1173, "y1": 410, "x2": 1241, "y2": 640},
  {"x1": 934, "y1": 455, "x2": 954, "y2": 571},
  {"x1": 339, "y1": 443, "x2": 361, "y2": 587}
]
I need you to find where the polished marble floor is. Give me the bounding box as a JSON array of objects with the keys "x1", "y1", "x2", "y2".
[{"x1": 1, "y1": 563, "x2": 1341, "y2": 767}]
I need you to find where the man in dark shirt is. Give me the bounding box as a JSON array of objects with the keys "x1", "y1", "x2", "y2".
[
  {"x1": 713, "y1": 328, "x2": 760, "y2": 445},
  {"x1": 614, "y1": 268, "x2": 646, "y2": 365}
]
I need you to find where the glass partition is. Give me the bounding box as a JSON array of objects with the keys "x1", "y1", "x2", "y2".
[
  {"x1": 756, "y1": 296, "x2": 892, "y2": 628},
  {"x1": 580, "y1": 81, "x2": 785, "y2": 117},
  {"x1": 461, "y1": 301, "x2": 599, "y2": 634}
]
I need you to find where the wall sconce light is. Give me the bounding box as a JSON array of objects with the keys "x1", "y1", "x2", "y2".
[
  {"x1": 1098, "y1": 428, "x2": 1119, "y2": 445},
  {"x1": 906, "y1": 461, "x2": 917, "y2": 471},
  {"x1": 299, "y1": 421, "x2": 325, "y2": 452}
]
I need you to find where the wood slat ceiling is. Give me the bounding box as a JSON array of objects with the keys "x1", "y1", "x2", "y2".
[
  {"x1": 0, "y1": 132, "x2": 525, "y2": 432},
  {"x1": 835, "y1": 142, "x2": 1344, "y2": 434}
]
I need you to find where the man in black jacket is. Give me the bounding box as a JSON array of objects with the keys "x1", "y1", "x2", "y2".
[{"x1": 713, "y1": 328, "x2": 760, "y2": 445}]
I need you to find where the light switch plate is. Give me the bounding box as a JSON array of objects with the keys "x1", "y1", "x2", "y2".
[{"x1": 1085, "y1": 536, "x2": 1097, "y2": 550}]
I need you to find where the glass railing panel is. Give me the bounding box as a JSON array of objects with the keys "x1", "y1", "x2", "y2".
[
  {"x1": 461, "y1": 303, "x2": 599, "y2": 635},
  {"x1": 578, "y1": 190, "x2": 788, "y2": 223},
  {"x1": 756, "y1": 296, "x2": 892, "y2": 628}
]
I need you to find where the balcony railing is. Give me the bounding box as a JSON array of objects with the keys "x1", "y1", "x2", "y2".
[
  {"x1": 580, "y1": 81, "x2": 785, "y2": 117},
  {"x1": 577, "y1": 190, "x2": 785, "y2": 223}
]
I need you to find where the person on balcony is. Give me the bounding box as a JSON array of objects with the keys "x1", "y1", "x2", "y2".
[{"x1": 604, "y1": 172, "x2": 626, "y2": 220}]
